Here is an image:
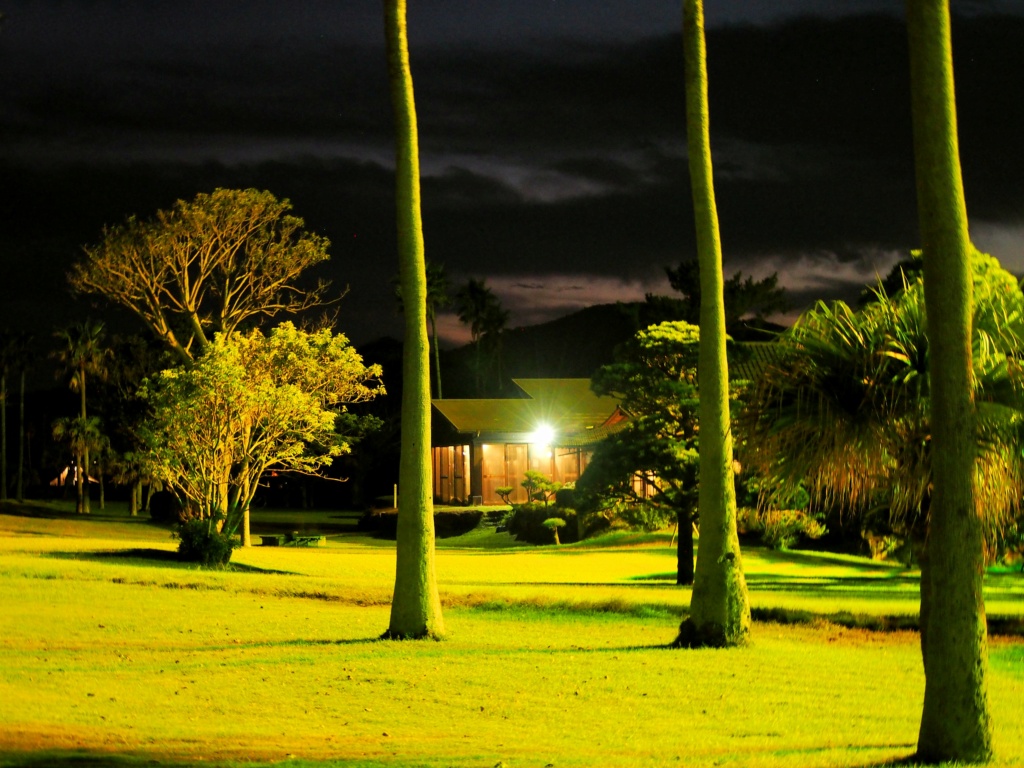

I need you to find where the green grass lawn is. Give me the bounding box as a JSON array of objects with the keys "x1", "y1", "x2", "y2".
[{"x1": 0, "y1": 500, "x2": 1022, "y2": 767}]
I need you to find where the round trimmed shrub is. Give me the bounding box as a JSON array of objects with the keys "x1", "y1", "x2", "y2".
[{"x1": 175, "y1": 518, "x2": 236, "y2": 566}]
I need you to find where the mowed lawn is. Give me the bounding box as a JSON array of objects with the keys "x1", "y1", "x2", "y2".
[{"x1": 0, "y1": 502, "x2": 1022, "y2": 767}]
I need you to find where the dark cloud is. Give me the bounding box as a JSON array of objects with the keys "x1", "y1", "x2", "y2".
[{"x1": 2, "y1": 3, "x2": 1023, "y2": 346}]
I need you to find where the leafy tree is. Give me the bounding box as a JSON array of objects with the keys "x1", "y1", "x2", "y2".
[
  {"x1": 52, "y1": 321, "x2": 109, "y2": 514},
  {"x1": 542, "y1": 517, "x2": 566, "y2": 545},
  {"x1": 521, "y1": 469, "x2": 561, "y2": 506},
  {"x1": 454, "y1": 277, "x2": 509, "y2": 394},
  {"x1": 580, "y1": 321, "x2": 701, "y2": 584},
  {"x1": 383, "y1": 0, "x2": 445, "y2": 639},
  {"x1": 72, "y1": 188, "x2": 331, "y2": 364},
  {"x1": 140, "y1": 323, "x2": 382, "y2": 545},
  {"x1": 394, "y1": 259, "x2": 451, "y2": 398},
  {"x1": 739, "y1": 252, "x2": 1023, "y2": 762},
  {"x1": 907, "y1": 0, "x2": 992, "y2": 759},
  {"x1": 676, "y1": 0, "x2": 750, "y2": 648},
  {"x1": 857, "y1": 254, "x2": 922, "y2": 307},
  {"x1": 665, "y1": 259, "x2": 788, "y2": 329}
]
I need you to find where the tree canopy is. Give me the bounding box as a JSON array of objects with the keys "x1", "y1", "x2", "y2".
[
  {"x1": 73, "y1": 188, "x2": 332, "y2": 364},
  {"x1": 140, "y1": 323, "x2": 383, "y2": 538},
  {"x1": 665, "y1": 258, "x2": 788, "y2": 329},
  {"x1": 739, "y1": 250, "x2": 1024, "y2": 544},
  {"x1": 580, "y1": 321, "x2": 702, "y2": 584}
]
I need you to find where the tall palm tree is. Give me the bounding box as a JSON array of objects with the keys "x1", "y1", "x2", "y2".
[
  {"x1": 454, "y1": 278, "x2": 507, "y2": 395},
  {"x1": 382, "y1": 0, "x2": 445, "y2": 639},
  {"x1": 53, "y1": 321, "x2": 109, "y2": 514},
  {"x1": 0, "y1": 330, "x2": 11, "y2": 502},
  {"x1": 394, "y1": 259, "x2": 451, "y2": 398},
  {"x1": 426, "y1": 261, "x2": 451, "y2": 398},
  {"x1": 52, "y1": 415, "x2": 105, "y2": 507},
  {"x1": 13, "y1": 333, "x2": 32, "y2": 502},
  {"x1": 907, "y1": 0, "x2": 992, "y2": 759},
  {"x1": 740, "y1": 254, "x2": 1022, "y2": 762},
  {"x1": 676, "y1": 0, "x2": 750, "y2": 648},
  {"x1": 0, "y1": 329, "x2": 29, "y2": 502}
]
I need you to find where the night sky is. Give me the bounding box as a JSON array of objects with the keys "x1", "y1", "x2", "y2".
[{"x1": 2, "y1": 0, "x2": 1024, "y2": 348}]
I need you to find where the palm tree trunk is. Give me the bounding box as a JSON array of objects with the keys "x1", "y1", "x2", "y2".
[
  {"x1": 431, "y1": 312, "x2": 443, "y2": 399},
  {"x1": 1, "y1": 368, "x2": 7, "y2": 501},
  {"x1": 97, "y1": 459, "x2": 105, "y2": 511},
  {"x1": 383, "y1": 0, "x2": 445, "y2": 640},
  {"x1": 676, "y1": 0, "x2": 750, "y2": 648},
  {"x1": 677, "y1": 511, "x2": 695, "y2": 586},
  {"x1": 80, "y1": 367, "x2": 90, "y2": 514},
  {"x1": 75, "y1": 451, "x2": 84, "y2": 513},
  {"x1": 906, "y1": 0, "x2": 991, "y2": 761},
  {"x1": 16, "y1": 368, "x2": 24, "y2": 502}
]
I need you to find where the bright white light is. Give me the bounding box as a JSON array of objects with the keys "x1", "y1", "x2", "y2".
[{"x1": 531, "y1": 424, "x2": 555, "y2": 447}]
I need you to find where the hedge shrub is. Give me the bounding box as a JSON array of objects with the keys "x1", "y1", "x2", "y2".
[
  {"x1": 360, "y1": 508, "x2": 484, "y2": 539},
  {"x1": 507, "y1": 503, "x2": 579, "y2": 545},
  {"x1": 175, "y1": 518, "x2": 236, "y2": 566}
]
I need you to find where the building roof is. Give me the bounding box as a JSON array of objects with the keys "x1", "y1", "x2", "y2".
[
  {"x1": 729, "y1": 340, "x2": 782, "y2": 382},
  {"x1": 432, "y1": 378, "x2": 620, "y2": 445}
]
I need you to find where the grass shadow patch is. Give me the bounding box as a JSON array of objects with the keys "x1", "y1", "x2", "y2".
[
  {"x1": 46, "y1": 549, "x2": 295, "y2": 575},
  {"x1": 752, "y1": 605, "x2": 1024, "y2": 639},
  {"x1": 0, "y1": 753, "x2": 202, "y2": 768}
]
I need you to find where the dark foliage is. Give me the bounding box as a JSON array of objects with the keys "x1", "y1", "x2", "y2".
[
  {"x1": 507, "y1": 502, "x2": 579, "y2": 545},
  {"x1": 360, "y1": 508, "x2": 484, "y2": 539},
  {"x1": 175, "y1": 518, "x2": 236, "y2": 566},
  {"x1": 149, "y1": 490, "x2": 183, "y2": 524}
]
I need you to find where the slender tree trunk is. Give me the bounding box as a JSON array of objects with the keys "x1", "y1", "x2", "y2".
[
  {"x1": 238, "y1": 426, "x2": 252, "y2": 547},
  {"x1": 676, "y1": 0, "x2": 750, "y2": 648},
  {"x1": 383, "y1": 0, "x2": 445, "y2": 639},
  {"x1": 431, "y1": 312, "x2": 443, "y2": 399},
  {"x1": 16, "y1": 368, "x2": 24, "y2": 502},
  {"x1": 474, "y1": 338, "x2": 482, "y2": 396},
  {"x1": 677, "y1": 511, "x2": 695, "y2": 586},
  {"x1": 906, "y1": 1, "x2": 991, "y2": 761},
  {"x1": 130, "y1": 477, "x2": 140, "y2": 516},
  {"x1": 74, "y1": 450, "x2": 84, "y2": 513},
  {"x1": 80, "y1": 368, "x2": 91, "y2": 514},
  {"x1": 97, "y1": 459, "x2": 105, "y2": 511},
  {"x1": 1, "y1": 369, "x2": 7, "y2": 502}
]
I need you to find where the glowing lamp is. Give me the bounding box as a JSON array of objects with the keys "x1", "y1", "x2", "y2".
[{"x1": 531, "y1": 423, "x2": 555, "y2": 447}]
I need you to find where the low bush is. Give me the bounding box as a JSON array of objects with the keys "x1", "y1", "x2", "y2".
[
  {"x1": 614, "y1": 501, "x2": 674, "y2": 532},
  {"x1": 554, "y1": 487, "x2": 576, "y2": 509},
  {"x1": 737, "y1": 506, "x2": 826, "y2": 551},
  {"x1": 507, "y1": 503, "x2": 579, "y2": 545},
  {"x1": 360, "y1": 508, "x2": 484, "y2": 539},
  {"x1": 175, "y1": 518, "x2": 236, "y2": 566}
]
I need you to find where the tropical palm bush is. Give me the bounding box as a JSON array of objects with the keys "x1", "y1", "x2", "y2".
[{"x1": 739, "y1": 251, "x2": 1024, "y2": 559}]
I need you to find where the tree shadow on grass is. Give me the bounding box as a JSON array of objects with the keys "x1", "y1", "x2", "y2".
[
  {"x1": 0, "y1": 753, "x2": 199, "y2": 768},
  {"x1": 45, "y1": 549, "x2": 295, "y2": 575},
  {"x1": 858, "y1": 754, "x2": 931, "y2": 768},
  {"x1": 752, "y1": 547, "x2": 913, "y2": 572}
]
